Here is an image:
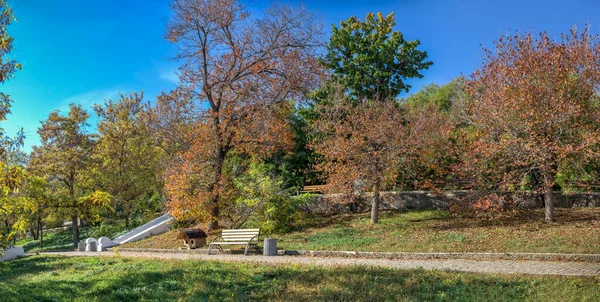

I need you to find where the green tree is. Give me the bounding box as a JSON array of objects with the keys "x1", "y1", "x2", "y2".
[
  {"x1": 21, "y1": 175, "x2": 47, "y2": 246},
  {"x1": 0, "y1": 161, "x2": 28, "y2": 249},
  {"x1": 321, "y1": 12, "x2": 432, "y2": 101},
  {"x1": 228, "y1": 159, "x2": 306, "y2": 233},
  {"x1": 31, "y1": 104, "x2": 101, "y2": 247},
  {"x1": 403, "y1": 77, "x2": 464, "y2": 112},
  {"x1": 93, "y1": 92, "x2": 165, "y2": 228}
]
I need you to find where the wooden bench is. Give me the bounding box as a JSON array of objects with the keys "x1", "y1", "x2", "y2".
[
  {"x1": 207, "y1": 229, "x2": 261, "y2": 255},
  {"x1": 300, "y1": 185, "x2": 327, "y2": 194}
]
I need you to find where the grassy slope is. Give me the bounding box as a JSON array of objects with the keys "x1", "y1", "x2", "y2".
[
  {"x1": 120, "y1": 229, "x2": 181, "y2": 249},
  {"x1": 16, "y1": 230, "x2": 83, "y2": 252},
  {"x1": 1, "y1": 255, "x2": 599, "y2": 301},
  {"x1": 124, "y1": 208, "x2": 600, "y2": 254},
  {"x1": 16, "y1": 225, "x2": 127, "y2": 253}
]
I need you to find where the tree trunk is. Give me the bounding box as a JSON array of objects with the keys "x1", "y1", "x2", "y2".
[
  {"x1": 39, "y1": 217, "x2": 43, "y2": 250},
  {"x1": 544, "y1": 184, "x2": 555, "y2": 223},
  {"x1": 371, "y1": 183, "x2": 381, "y2": 224},
  {"x1": 208, "y1": 116, "x2": 225, "y2": 231},
  {"x1": 71, "y1": 214, "x2": 79, "y2": 248},
  {"x1": 208, "y1": 151, "x2": 223, "y2": 230},
  {"x1": 68, "y1": 174, "x2": 79, "y2": 248},
  {"x1": 30, "y1": 228, "x2": 38, "y2": 241}
]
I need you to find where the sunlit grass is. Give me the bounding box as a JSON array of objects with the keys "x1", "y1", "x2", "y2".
[
  {"x1": 122, "y1": 208, "x2": 600, "y2": 254},
  {"x1": 277, "y1": 208, "x2": 600, "y2": 254},
  {"x1": 1, "y1": 255, "x2": 599, "y2": 301}
]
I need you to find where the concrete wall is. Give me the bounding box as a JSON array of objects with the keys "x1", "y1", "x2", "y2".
[{"x1": 302, "y1": 191, "x2": 600, "y2": 214}]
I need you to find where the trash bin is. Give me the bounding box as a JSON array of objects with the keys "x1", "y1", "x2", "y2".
[
  {"x1": 78, "y1": 241, "x2": 86, "y2": 252},
  {"x1": 263, "y1": 238, "x2": 277, "y2": 256}
]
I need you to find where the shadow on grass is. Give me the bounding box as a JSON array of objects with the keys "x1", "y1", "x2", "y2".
[
  {"x1": 184, "y1": 263, "x2": 534, "y2": 301},
  {"x1": 18, "y1": 229, "x2": 79, "y2": 253},
  {"x1": 428, "y1": 208, "x2": 600, "y2": 232},
  {"x1": 0, "y1": 256, "x2": 65, "y2": 281},
  {"x1": 3, "y1": 255, "x2": 597, "y2": 301},
  {"x1": 290, "y1": 212, "x2": 359, "y2": 231}
]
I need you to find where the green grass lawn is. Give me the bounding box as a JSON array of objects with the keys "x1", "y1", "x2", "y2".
[
  {"x1": 124, "y1": 208, "x2": 600, "y2": 254},
  {"x1": 16, "y1": 230, "x2": 81, "y2": 253},
  {"x1": 0, "y1": 255, "x2": 598, "y2": 301},
  {"x1": 276, "y1": 208, "x2": 600, "y2": 254}
]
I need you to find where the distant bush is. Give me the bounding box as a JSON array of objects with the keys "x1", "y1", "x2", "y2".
[
  {"x1": 88, "y1": 223, "x2": 126, "y2": 239},
  {"x1": 227, "y1": 161, "x2": 315, "y2": 234}
]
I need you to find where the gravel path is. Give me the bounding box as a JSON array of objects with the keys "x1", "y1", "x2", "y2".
[{"x1": 43, "y1": 251, "x2": 600, "y2": 277}]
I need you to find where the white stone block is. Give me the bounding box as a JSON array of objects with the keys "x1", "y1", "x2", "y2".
[
  {"x1": 98, "y1": 237, "x2": 117, "y2": 250},
  {"x1": 0, "y1": 246, "x2": 25, "y2": 262},
  {"x1": 85, "y1": 238, "x2": 97, "y2": 252}
]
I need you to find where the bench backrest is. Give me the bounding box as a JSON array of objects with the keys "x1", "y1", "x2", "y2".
[{"x1": 221, "y1": 229, "x2": 260, "y2": 243}]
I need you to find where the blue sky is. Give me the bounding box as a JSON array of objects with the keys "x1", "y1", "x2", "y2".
[{"x1": 3, "y1": 0, "x2": 600, "y2": 152}]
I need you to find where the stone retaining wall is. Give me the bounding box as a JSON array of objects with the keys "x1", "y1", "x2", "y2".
[{"x1": 302, "y1": 191, "x2": 600, "y2": 214}]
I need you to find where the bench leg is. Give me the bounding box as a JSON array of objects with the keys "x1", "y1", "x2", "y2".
[
  {"x1": 244, "y1": 243, "x2": 250, "y2": 256},
  {"x1": 208, "y1": 244, "x2": 225, "y2": 255},
  {"x1": 256, "y1": 244, "x2": 262, "y2": 254}
]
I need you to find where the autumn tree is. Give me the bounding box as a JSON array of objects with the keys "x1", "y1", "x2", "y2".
[
  {"x1": 310, "y1": 12, "x2": 433, "y2": 223},
  {"x1": 398, "y1": 78, "x2": 464, "y2": 189},
  {"x1": 165, "y1": 0, "x2": 323, "y2": 229},
  {"x1": 0, "y1": 0, "x2": 25, "y2": 251},
  {"x1": 0, "y1": 160, "x2": 28, "y2": 249},
  {"x1": 0, "y1": 0, "x2": 21, "y2": 157},
  {"x1": 142, "y1": 88, "x2": 199, "y2": 158},
  {"x1": 461, "y1": 28, "x2": 600, "y2": 223},
  {"x1": 93, "y1": 92, "x2": 165, "y2": 228},
  {"x1": 21, "y1": 175, "x2": 47, "y2": 245},
  {"x1": 31, "y1": 104, "x2": 110, "y2": 246},
  {"x1": 311, "y1": 86, "x2": 413, "y2": 223},
  {"x1": 0, "y1": 147, "x2": 44, "y2": 249},
  {"x1": 321, "y1": 12, "x2": 432, "y2": 101}
]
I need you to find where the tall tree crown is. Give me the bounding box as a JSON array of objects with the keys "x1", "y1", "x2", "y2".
[{"x1": 321, "y1": 12, "x2": 432, "y2": 101}]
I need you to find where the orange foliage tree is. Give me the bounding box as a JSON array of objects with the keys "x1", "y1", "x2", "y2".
[
  {"x1": 311, "y1": 91, "x2": 412, "y2": 223},
  {"x1": 164, "y1": 0, "x2": 323, "y2": 229},
  {"x1": 461, "y1": 27, "x2": 600, "y2": 223},
  {"x1": 312, "y1": 94, "x2": 451, "y2": 224}
]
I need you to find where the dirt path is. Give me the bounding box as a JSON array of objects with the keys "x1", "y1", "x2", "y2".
[{"x1": 42, "y1": 251, "x2": 600, "y2": 277}]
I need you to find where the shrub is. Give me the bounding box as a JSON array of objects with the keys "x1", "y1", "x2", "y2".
[
  {"x1": 228, "y1": 161, "x2": 312, "y2": 234},
  {"x1": 88, "y1": 223, "x2": 126, "y2": 239}
]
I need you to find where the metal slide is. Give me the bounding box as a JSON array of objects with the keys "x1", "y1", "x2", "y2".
[{"x1": 111, "y1": 213, "x2": 174, "y2": 245}]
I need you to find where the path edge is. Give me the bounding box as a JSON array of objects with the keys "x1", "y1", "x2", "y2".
[{"x1": 109, "y1": 248, "x2": 600, "y2": 262}]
